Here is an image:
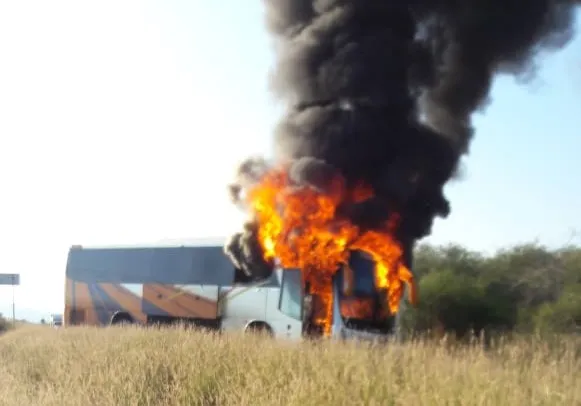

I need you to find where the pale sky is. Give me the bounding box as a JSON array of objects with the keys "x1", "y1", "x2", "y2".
[{"x1": 0, "y1": 1, "x2": 579, "y2": 320}]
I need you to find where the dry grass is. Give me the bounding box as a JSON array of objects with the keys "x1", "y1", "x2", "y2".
[{"x1": 0, "y1": 325, "x2": 580, "y2": 406}]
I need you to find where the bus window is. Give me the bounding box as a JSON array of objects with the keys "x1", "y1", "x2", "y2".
[
  {"x1": 345, "y1": 251, "x2": 376, "y2": 296},
  {"x1": 278, "y1": 270, "x2": 302, "y2": 320}
]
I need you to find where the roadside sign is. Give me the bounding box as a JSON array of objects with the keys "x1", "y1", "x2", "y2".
[
  {"x1": 0, "y1": 274, "x2": 19, "y2": 325},
  {"x1": 0, "y1": 274, "x2": 20, "y2": 285}
]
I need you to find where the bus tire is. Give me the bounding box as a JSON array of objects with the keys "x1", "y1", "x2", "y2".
[
  {"x1": 245, "y1": 321, "x2": 273, "y2": 338},
  {"x1": 110, "y1": 312, "x2": 134, "y2": 326}
]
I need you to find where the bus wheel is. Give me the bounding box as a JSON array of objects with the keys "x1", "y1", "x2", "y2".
[
  {"x1": 110, "y1": 312, "x2": 134, "y2": 327},
  {"x1": 245, "y1": 322, "x2": 273, "y2": 338}
]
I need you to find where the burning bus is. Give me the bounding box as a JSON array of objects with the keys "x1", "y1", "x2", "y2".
[
  {"x1": 224, "y1": 160, "x2": 418, "y2": 338},
  {"x1": 63, "y1": 240, "x2": 413, "y2": 341}
]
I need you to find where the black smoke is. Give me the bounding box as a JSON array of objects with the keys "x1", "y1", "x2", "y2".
[{"x1": 225, "y1": 0, "x2": 579, "y2": 280}]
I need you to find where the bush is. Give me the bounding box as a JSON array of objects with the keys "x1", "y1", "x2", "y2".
[
  {"x1": 401, "y1": 269, "x2": 511, "y2": 338},
  {"x1": 534, "y1": 284, "x2": 581, "y2": 334},
  {"x1": 401, "y1": 242, "x2": 581, "y2": 338},
  {"x1": 0, "y1": 313, "x2": 11, "y2": 334}
]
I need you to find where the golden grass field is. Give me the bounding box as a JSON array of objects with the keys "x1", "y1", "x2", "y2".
[{"x1": 0, "y1": 325, "x2": 580, "y2": 406}]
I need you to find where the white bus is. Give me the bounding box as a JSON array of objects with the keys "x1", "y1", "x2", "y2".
[{"x1": 64, "y1": 239, "x2": 408, "y2": 341}]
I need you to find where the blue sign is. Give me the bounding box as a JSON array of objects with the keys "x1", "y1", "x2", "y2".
[{"x1": 0, "y1": 274, "x2": 20, "y2": 285}]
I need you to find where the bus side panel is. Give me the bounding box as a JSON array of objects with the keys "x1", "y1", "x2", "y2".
[
  {"x1": 142, "y1": 284, "x2": 219, "y2": 319},
  {"x1": 264, "y1": 287, "x2": 304, "y2": 340},
  {"x1": 166, "y1": 285, "x2": 219, "y2": 319},
  {"x1": 64, "y1": 277, "x2": 73, "y2": 326},
  {"x1": 98, "y1": 283, "x2": 147, "y2": 323},
  {"x1": 64, "y1": 278, "x2": 101, "y2": 326},
  {"x1": 64, "y1": 244, "x2": 242, "y2": 325},
  {"x1": 220, "y1": 286, "x2": 268, "y2": 331},
  {"x1": 66, "y1": 280, "x2": 150, "y2": 326}
]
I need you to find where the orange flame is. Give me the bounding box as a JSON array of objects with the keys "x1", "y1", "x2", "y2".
[{"x1": 246, "y1": 166, "x2": 416, "y2": 336}]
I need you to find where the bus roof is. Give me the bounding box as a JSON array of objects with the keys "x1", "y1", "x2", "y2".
[
  {"x1": 69, "y1": 236, "x2": 229, "y2": 251},
  {"x1": 65, "y1": 242, "x2": 240, "y2": 285}
]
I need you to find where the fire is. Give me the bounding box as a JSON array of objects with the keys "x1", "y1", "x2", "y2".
[{"x1": 246, "y1": 166, "x2": 417, "y2": 336}]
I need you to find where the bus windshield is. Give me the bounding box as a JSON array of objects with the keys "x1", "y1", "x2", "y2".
[{"x1": 347, "y1": 252, "x2": 375, "y2": 296}]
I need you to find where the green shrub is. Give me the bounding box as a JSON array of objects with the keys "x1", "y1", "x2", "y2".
[
  {"x1": 401, "y1": 269, "x2": 509, "y2": 338},
  {"x1": 533, "y1": 284, "x2": 581, "y2": 334},
  {"x1": 401, "y1": 242, "x2": 581, "y2": 338},
  {"x1": 0, "y1": 313, "x2": 12, "y2": 334}
]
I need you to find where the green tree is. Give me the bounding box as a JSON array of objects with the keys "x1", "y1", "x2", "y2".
[
  {"x1": 402, "y1": 269, "x2": 504, "y2": 338},
  {"x1": 413, "y1": 243, "x2": 484, "y2": 279},
  {"x1": 403, "y1": 242, "x2": 581, "y2": 338},
  {"x1": 534, "y1": 283, "x2": 581, "y2": 334}
]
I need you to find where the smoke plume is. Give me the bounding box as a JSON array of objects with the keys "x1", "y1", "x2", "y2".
[{"x1": 225, "y1": 0, "x2": 579, "y2": 279}]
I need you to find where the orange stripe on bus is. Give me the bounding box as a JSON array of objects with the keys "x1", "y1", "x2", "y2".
[
  {"x1": 73, "y1": 282, "x2": 100, "y2": 325},
  {"x1": 99, "y1": 284, "x2": 147, "y2": 323},
  {"x1": 64, "y1": 278, "x2": 74, "y2": 326},
  {"x1": 143, "y1": 284, "x2": 199, "y2": 318},
  {"x1": 156, "y1": 285, "x2": 218, "y2": 319}
]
